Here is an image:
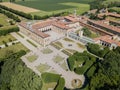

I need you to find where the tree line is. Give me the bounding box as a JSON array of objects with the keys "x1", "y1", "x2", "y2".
[
  {"x1": 84, "y1": 43, "x2": 120, "y2": 90},
  {"x1": 0, "y1": 4, "x2": 33, "y2": 19},
  {"x1": 0, "y1": 4, "x2": 70, "y2": 20},
  {"x1": 90, "y1": 0, "x2": 120, "y2": 10},
  {"x1": 0, "y1": 8, "x2": 21, "y2": 22},
  {"x1": 0, "y1": 25, "x2": 19, "y2": 36}
]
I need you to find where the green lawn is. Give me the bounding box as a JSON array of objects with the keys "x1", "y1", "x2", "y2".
[
  {"x1": 0, "y1": 42, "x2": 29, "y2": 58},
  {"x1": 63, "y1": 38, "x2": 74, "y2": 42},
  {"x1": 27, "y1": 39, "x2": 37, "y2": 47},
  {"x1": 60, "y1": 61, "x2": 68, "y2": 71},
  {"x1": 107, "y1": 16, "x2": 120, "y2": 21},
  {"x1": 41, "y1": 48, "x2": 53, "y2": 54},
  {"x1": 27, "y1": 55, "x2": 38, "y2": 62},
  {"x1": 15, "y1": 0, "x2": 93, "y2": 16},
  {"x1": 37, "y1": 64, "x2": 50, "y2": 73},
  {"x1": 0, "y1": 34, "x2": 16, "y2": 45},
  {"x1": 42, "y1": 82, "x2": 57, "y2": 90},
  {"x1": 0, "y1": 14, "x2": 10, "y2": 26},
  {"x1": 66, "y1": 49, "x2": 77, "y2": 54},
  {"x1": 54, "y1": 41, "x2": 63, "y2": 47},
  {"x1": 77, "y1": 43, "x2": 86, "y2": 49},
  {"x1": 16, "y1": 32, "x2": 24, "y2": 38},
  {"x1": 53, "y1": 55, "x2": 64, "y2": 63}
]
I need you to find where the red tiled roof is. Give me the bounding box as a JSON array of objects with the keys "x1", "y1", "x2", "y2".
[
  {"x1": 19, "y1": 22, "x2": 50, "y2": 38},
  {"x1": 108, "y1": 13, "x2": 120, "y2": 18},
  {"x1": 94, "y1": 35, "x2": 112, "y2": 41},
  {"x1": 94, "y1": 35, "x2": 120, "y2": 46},
  {"x1": 53, "y1": 22, "x2": 70, "y2": 30},
  {"x1": 32, "y1": 20, "x2": 54, "y2": 29},
  {"x1": 64, "y1": 16, "x2": 78, "y2": 22},
  {"x1": 89, "y1": 20, "x2": 120, "y2": 33}
]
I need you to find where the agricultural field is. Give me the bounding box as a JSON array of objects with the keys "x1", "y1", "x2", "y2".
[
  {"x1": 14, "y1": 0, "x2": 94, "y2": 16},
  {"x1": 0, "y1": 2, "x2": 39, "y2": 13}
]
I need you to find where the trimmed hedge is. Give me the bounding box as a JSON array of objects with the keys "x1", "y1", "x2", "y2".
[
  {"x1": 74, "y1": 60, "x2": 93, "y2": 75},
  {"x1": 41, "y1": 72, "x2": 60, "y2": 83},
  {"x1": 55, "y1": 77, "x2": 65, "y2": 90},
  {"x1": 67, "y1": 56, "x2": 75, "y2": 71},
  {"x1": 0, "y1": 25, "x2": 19, "y2": 36}
]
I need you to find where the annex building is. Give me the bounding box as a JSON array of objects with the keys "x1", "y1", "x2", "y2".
[{"x1": 19, "y1": 15, "x2": 80, "y2": 46}]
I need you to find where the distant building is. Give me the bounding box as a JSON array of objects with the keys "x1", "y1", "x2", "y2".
[{"x1": 94, "y1": 35, "x2": 120, "y2": 48}]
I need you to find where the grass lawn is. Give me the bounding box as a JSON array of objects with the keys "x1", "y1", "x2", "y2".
[
  {"x1": 90, "y1": 31, "x2": 100, "y2": 38},
  {"x1": 0, "y1": 42, "x2": 29, "y2": 58},
  {"x1": 0, "y1": 14, "x2": 10, "y2": 26},
  {"x1": 63, "y1": 38, "x2": 74, "y2": 42},
  {"x1": 41, "y1": 48, "x2": 53, "y2": 54},
  {"x1": 51, "y1": 43, "x2": 62, "y2": 50},
  {"x1": 53, "y1": 55, "x2": 64, "y2": 63},
  {"x1": 54, "y1": 41, "x2": 63, "y2": 47},
  {"x1": 15, "y1": 0, "x2": 93, "y2": 16},
  {"x1": 42, "y1": 82, "x2": 57, "y2": 90},
  {"x1": 26, "y1": 55, "x2": 38, "y2": 62},
  {"x1": 37, "y1": 64, "x2": 50, "y2": 73},
  {"x1": 77, "y1": 43, "x2": 86, "y2": 49},
  {"x1": 60, "y1": 61, "x2": 68, "y2": 71},
  {"x1": 16, "y1": 32, "x2": 24, "y2": 38},
  {"x1": 0, "y1": 34, "x2": 16, "y2": 45},
  {"x1": 106, "y1": 16, "x2": 120, "y2": 21},
  {"x1": 27, "y1": 39, "x2": 37, "y2": 47},
  {"x1": 66, "y1": 49, "x2": 77, "y2": 54},
  {"x1": 49, "y1": 69, "x2": 57, "y2": 74}
]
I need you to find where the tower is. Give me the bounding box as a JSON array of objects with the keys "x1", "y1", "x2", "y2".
[
  {"x1": 74, "y1": 9, "x2": 77, "y2": 17},
  {"x1": 79, "y1": 30, "x2": 83, "y2": 37}
]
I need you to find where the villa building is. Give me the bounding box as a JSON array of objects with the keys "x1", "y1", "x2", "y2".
[{"x1": 19, "y1": 15, "x2": 81, "y2": 46}]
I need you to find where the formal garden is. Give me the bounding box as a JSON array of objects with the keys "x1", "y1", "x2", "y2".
[
  {"x1": 41, "y1": 72, "x2": 65, "y2": 90},
  {"x1": 37, "y1": 63, "x2": 51, "y2": 73},
  {"x1": 26, "y1": 54, "x2": 38, "y2": 62},
  {"x1": 41, "y1": 48, "x2": 53, "y2": 54}
]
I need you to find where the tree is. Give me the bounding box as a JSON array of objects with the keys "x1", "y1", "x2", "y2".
[
  {"x1": 82, "y1": 27, "x2": 91, "y2": 37},
  {"x1": 0, "y1": 51, "x2": 42, "y2": 90}
]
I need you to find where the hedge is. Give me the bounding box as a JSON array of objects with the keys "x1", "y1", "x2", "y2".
[
  {"x1": 74, "y1": 60, "x2": 93, "y2": 75},
  {"x1": 67, "y1": 56, "x2": 75, "y2": 71},
  {"x1": 55, "y1": 77, "x2": 65, "y2": 90},
  {"x1": 0, "y1": 8, "x2": 21, "y2": 22},
  {"x1": 0, "y1": 25, "x2": 19, "y2": 36}
]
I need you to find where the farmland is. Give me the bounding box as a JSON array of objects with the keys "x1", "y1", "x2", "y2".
[
  {"x1": 14, "y1": 0, "x2": 94, "y2": 16},
  {"x1": 0, "y1": 2, "x2": 40, "y2": 13}
]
